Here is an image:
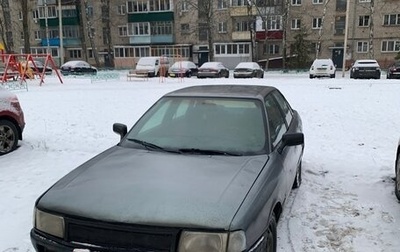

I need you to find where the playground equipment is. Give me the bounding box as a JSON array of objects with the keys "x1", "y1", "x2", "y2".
[{"x1": 0, "y1": 54, "x2": 63, "y2": 85}]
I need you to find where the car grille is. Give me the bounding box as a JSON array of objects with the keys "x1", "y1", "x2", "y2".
[
  {"x1": 359, "y1": 67, "x2": 377, "y2": 71},
  {"x1": 66, "y1": 218, "x2": 180, "y2": 251}
]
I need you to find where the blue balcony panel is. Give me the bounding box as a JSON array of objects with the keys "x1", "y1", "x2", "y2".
[
  {"x1": 129, "y1": 36, "x2": 151, "y2": 44},
  {"x1": 150, "y1": 35, "x2": 174, "y2": 44}
]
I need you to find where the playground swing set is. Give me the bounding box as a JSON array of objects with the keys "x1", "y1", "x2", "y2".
[{"x1": 0, "y1": 53, "x2": 63, "y2": 85}]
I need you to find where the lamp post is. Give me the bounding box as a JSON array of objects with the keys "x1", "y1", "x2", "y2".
[
  {"x1": 342, "y1": 0, "x2": 350, "y2": 77},
  {"x1": 58, "y1": 0, "x2": 64, "y2": 65}
]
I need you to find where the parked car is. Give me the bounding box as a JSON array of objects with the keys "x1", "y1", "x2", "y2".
[
  {"x1": 0, "y1": 86, "x2": 25, "y2": 155},
  {"x1": 168, "y1": 60, "x2": 198, "y2": 78},
  {"x1": 309, "y1": 58, "x2": 336, "y2": 79},
  {"x1": 31, "y1": 85, "x2": 304, "y2": 252},
  {"x1": 233, "y1": 62, "x2": 264, "y2": 78},
  {"x1": 21, "y1": 61, "x2": 53, "y2": 77},
  {"x1": 60, "y1": 60, "x2": 97, "y2": 76},
  {"x1": 197, "y1": 62, "x2": 230, "y2": 78},
  {"x1": 395, "y1": 139, "x2": 400, "y2": 201},
  {"x1": 386, "y1": 61, "x2": 400, "y2": 79},
  {"x1": 350, "y1": 59, "x2": 381, "y2": 79},
  {"x1": 135, "y1": 56, "x2": 170, "y2": 77}
]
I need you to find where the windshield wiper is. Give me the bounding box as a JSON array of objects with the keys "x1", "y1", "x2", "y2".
[
  {"x1": 178, "y1": 148, "x2": 241, "y2": 156},
  {"x1": 128, "y1": 139, "x2": 180, "y2": 153}
]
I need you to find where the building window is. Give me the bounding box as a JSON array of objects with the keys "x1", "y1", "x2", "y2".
[
  {"x1": 218, "y1": 22, "x2": 227, "y2": 33},
  {"x1": 38, "y1": 6, "x2": 57, "y2": 18},
  {"x1": 268, "y1": 44, "x2": 280, "y2": 54},
  {"x1": 68, "y1": 49, "x2": 82, "y2": 59},
  {"x1": 32, "y1": 9, "x2": 39, "y2": 19},
  {"x1": 312, "y1": 17, "x2": 322, "y2": 29},
  {"x1": 313, "y1": 0, "x2": 323, "y2": 4},
  {"x1": 359, "y1": 0, "x2": 370, "y2": 2},
  {"x1": 127, "y1": 0, "x2": 148, "y2": 13},
  {"x1": 128, "y1": 22, "x2": 150, "y2": 36},
  {"x1": 358, "y1": 15, "x2": 370, "y2": 27},
  {"x1": 357, "y1": 41, "x2": 369, "y2": 53},
  {"x1": 117, "y1": 5, "x2": 126, "y2": 15},
  {"x1": 118, "y1": 26, "x2": 128, "y2": 36},
  {"x1": 214, "y1": 43, "x2": 250, "y2": 55},
  {"x1": 114, "y1": 46, "x2": 150, "y2": 58},
  {"x1": 181, "y1": 23, "x2": 190, "y2": 34},
  {"x1": 235, "y1": 21, "x2": 250, "y2": 32},
  {"x1": 218, "y1": 0, "x2": 228, "y2": 9},
  {"x1": 291, "y1": 19, "x2": 301, "y2": 29},
  {"x1": 34, "y1": 31, "x2": 41, "y2": 40},
  {"x1": 151, "y1": 21, "x2": 173, "y2": 35},
  {"x1": 199, "y1": 23, "x2": 208, "y2": 41},
  {"x1": 232, "y1": 0, "x2": 247, "y2": 6},
  {"x1": 336, "y1": 0, "x2": 346, "y2": 11},
  {"x1": 291, "y1": 0, "x2": 301, "y2": 5},
  {"x1": 267, "y1": 16, "x2": 282, "y2": 30},
  {"x1": 181, "y1": 0, "x2": 188, "y2": 11},
  {"x1": 148, "y1": 0, "x2": 171, "y2": 11},
  {"x1": 383, "y1": 14, "x2": 400, "y2": 25},
  {"x1": 381, "y1": 40, "x2": 400, "y2": 52},
  {"x1": 63, "y1": 26, "x2": 80, "y2": 38},
  {"x1": 335, "y1": 16, "x2": 345, "y2": 35}
]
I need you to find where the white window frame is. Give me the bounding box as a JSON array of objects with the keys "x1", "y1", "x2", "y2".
[
  {"x1": 34, "y1": 31, "x2": 41, "y2": 40},
  {"x1": 358, "y1": 15, "x2": 370, "y2": 27},
  {"x1": 312, "y1": 17, "x2": 322, "y2": 29},
  {"x1": 232, "y1": 0, "x2": 247, "y2": 6},
  {"x1": 381, "y1": 40, "x2": 400, "y2": 52},
  {"x1": 312, "y1": 0, "x2": 324, "y2": 4},
  {"x1": 383, "y1": 14, "x2": 400, "y2": 25},
  {"x1": 128, "y1": 22, "x2": 150, "y2": 36},
  {"x1": 291, "y1": 18, "x2": 301, "y2": 30},
  {"x1": 218, "y1": 22, "x2": 227, "y2": 33},
  {"x1": 269, "y1": 44, "x2": 280, "y2": 54},
  {"x1": 356, "y1": 41, "x2": 369, "y2": 53},
  {"x1": 181, "y1": 0, "x2": 188, "y2": 11},
  {"x1": 267, "y1": 16, "x2": 282, "y2": 30},
  {"x1": 117, "y1": 5, "x2": 127, "y2": 15},
  {"x1": 218, "y1": 0, "x2": 228, "y2": 9},
  {"x1": 118, "y1": 25, "x2": 128, "y2": 36},
  {"x1": 291, "y1": 0, "x2": 301, "y2": 6},
  {"x1": 214, "y1": 43, "x2": 251, "y2": 55},
  {"x1": 359, "y1": 0, "x2": 371, "y2": 2},
  {"x1": 127, "y1": 0, "x2": 149, "y2": 13}
]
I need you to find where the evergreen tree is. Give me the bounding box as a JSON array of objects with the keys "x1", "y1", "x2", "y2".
[{"x1": 289, "y1": 28, "x2": 311, "y2": 69}]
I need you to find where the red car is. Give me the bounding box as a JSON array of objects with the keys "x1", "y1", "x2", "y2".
[{"x1": 0, "y1": 86, "x2": 25, "y2": 155}]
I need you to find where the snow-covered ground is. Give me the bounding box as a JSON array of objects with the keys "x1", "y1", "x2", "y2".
[{"x1": 1, "y1": 71, "x2": 400, "y2": 252}]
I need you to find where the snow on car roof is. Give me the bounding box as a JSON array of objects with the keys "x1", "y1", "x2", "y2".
[{"x1": 235, "y1": 62, "x2": 259, "y2": 68}]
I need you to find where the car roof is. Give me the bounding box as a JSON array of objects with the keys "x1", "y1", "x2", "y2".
[
  {"x1": 164, "y1": 85, "x2": 276, "y2": 100},
  {"x1": 235, "y1": 62, "x2": 259, "y2": 68}
]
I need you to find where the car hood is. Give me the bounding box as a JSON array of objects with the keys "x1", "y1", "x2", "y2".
[
  {"x1": 37, "y1": 146, "x2": 268, "y2": 229},
  {"x1": 136, "y1": 65, "x2": 155, "y2": 71}
]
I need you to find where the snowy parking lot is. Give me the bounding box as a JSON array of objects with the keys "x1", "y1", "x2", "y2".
[{"x1": 1, "y1": 71, "x2": 400, "y2": 252}]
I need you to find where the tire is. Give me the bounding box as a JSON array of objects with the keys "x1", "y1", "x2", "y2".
[
  {"x1": 309, "y1": 75, "x2": 314, "y2": 79},
  {"x1": 0, "y1": 120, "x2": 19, "y2": 155},
  {"x1": 395, "y1": 153, "x2": 400, "y2": 201},
  {"x1": 263, "y1": 212, "x2": 277, "y2": 252},
  {"x1": 330, "y1": 74, "x2": 335, "y2": 78},
  {"x1": 292, "y1": 162, "x2": 302, "y2": 189}
]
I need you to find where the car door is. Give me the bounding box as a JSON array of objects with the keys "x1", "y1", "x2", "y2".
[{"x1": 264, "y1": 94, "x2": 291, "y2": 198}]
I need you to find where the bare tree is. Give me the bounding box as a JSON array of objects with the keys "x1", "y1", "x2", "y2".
[
  {"x1": 315, "y1": 0, "x2": 331, "y2": 59},
  {"x1": 176, "y1": 0, "x2": 217, "y2": 61},
  {"x1": 83, "y1": 0, "x2": 100, "y2": 67},
  {"x1": 75, "y1": 0, "x2": 88, "y2": 62},
  {"x1": 19, "y1": 0, "x2": 31, "y2": 54},
  {"x1": 101, "y1": 0, "x2": 114, "y2": 68},
  {"x1": 0, "y1": 0, "x2": 14, "y2": 52}
]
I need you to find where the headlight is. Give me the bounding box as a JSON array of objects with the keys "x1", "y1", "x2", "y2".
[
  {"x1": 34, "y1": 208, "x2": 65, "y2": 238},
  {"x1": 178, "y1": 230, "x2": 246, "y2": 252}
]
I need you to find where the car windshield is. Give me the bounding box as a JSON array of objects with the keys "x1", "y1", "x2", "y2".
[
  {"x1": 358, "y1": 61, "x2": 377, "y2": 64},
  {"x1": 123, "y1": 97, "x2": 267, "y2": 155},
  {"x1": 236, "y1": 62, "x2": 258, "y2": 69},
  {"x1": 200, "y1": 62, "x2": 221, "y2": 68}
]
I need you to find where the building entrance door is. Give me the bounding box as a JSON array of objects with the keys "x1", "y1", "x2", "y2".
[{"x1": 332, "y1": 48, "x2": 344, "y2": 69}]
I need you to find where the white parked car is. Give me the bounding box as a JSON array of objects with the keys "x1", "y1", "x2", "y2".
[{"x1": 309, "y1": 59, "x2": 336, "y2": 79}]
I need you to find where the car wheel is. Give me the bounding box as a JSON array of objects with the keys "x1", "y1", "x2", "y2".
[
  {"x1": 0, "y1": 120, "x2": 19, "y2": 155},
  {"x1": 330, "y1": 74, "x2": 335, "y2": 78},
  {"x1": 187, "y1": 71, "x2": 192, "y2": 78},
  {"x1": 292, "y1": 162, "x2": 302, "y2": 189},
  {"x1": 309, "y1": 74, "x2": 314, "y2": 79},
  {"x1": 263, "y1": 212, "x2": 277, "y2": 252},
  {"x1": 387, "y1": 74, "x2": 391, "y2": 79},
  {"x1": 395, "y1": 153, "x2": 400, "y2": 201}
]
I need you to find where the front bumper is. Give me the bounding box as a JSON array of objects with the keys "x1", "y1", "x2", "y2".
[{"x1": 31, "y1": 229, "x2": 130, "y2": 252}]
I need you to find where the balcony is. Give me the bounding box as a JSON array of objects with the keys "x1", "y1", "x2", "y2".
[
  {"x1": 232, "y1": 31, "x2": 251, "y2": 41},
  {"x1": 229, "y1": 6, "x2": 257, "y2": 17},
  {"x1": 41, "y1": 38, "x2": 81, "y2": 47}
]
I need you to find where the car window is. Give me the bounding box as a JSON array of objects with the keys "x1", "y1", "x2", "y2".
[
  {"x1": 272, "y1": 91, "x2": 293, "y2": 127},
  {"x1": 126, "y1": 97, "x2": 267, "y2": 155},
  {"x1": 265, "y1": 95, "x2": 288, "y2": 149}
]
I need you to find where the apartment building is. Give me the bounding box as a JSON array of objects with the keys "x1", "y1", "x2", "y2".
[{"x1": 1, "y1": 0, "x2": 399, "y2": 69}]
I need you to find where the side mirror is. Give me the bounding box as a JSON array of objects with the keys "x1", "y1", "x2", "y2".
[
  {"x1": 278, "y1": 132, "x2": 304, "y2": 153},
  {"x1": 113, "y1": 123, "x2": 128, "y2": 141}
]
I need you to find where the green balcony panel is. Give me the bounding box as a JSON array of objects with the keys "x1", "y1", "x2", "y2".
[
  {"x1": 128, "y1": 12, "x2": 174, "y2": 22},
  {"x1": 39, "y1": 17, "x2": 80, "y2": 27}
]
